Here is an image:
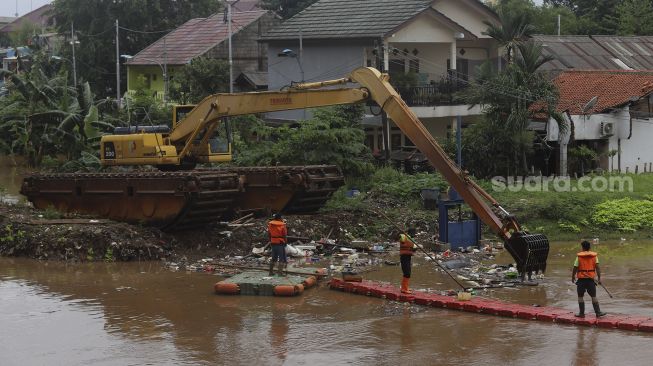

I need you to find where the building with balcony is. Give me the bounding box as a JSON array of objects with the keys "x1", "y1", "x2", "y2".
[{"x1": 260, "y1": 0, "x2": 500, "y2": 152}]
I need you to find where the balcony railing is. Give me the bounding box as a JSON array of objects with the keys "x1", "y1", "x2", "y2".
[{"x1": 393, "y1": 72, "x2": 469, "y2": 107}]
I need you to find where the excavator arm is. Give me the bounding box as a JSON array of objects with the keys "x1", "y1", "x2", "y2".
[{"x1": 165, "y1": 67, "x2": 548, "y2": 277}]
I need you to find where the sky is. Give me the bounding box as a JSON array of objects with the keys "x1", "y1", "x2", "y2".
[{"x1": 0, "y1": 0, "x2": 52, "y2": 18}]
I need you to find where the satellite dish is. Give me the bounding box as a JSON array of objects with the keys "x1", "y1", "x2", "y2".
[{"x1": 582, "y1": 96, "x2": 599, "y2": 114}]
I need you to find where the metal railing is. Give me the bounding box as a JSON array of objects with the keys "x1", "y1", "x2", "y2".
[{"x1": 393, "y1": 72, "x2": 469, "y2": 107}]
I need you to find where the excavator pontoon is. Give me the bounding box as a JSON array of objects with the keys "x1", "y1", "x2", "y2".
[{"x1": 21, "y1": 67, "x2": 549, "y2": 277}]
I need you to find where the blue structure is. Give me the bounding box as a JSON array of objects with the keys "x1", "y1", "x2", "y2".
[{"x1": 438, "y1": 188, "x2": 482, "y2": 250}]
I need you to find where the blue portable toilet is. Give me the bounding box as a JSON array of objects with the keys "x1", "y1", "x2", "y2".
[{"x1": 438, "y1": 187, "x2": 481, "y2": 250}]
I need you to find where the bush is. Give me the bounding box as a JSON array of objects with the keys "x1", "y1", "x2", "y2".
[{"x1": 591, "y1": 198, "x2": 653, "y2": 232}]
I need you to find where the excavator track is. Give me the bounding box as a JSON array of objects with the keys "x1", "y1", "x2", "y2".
[{"x1": 20, "y1": 165, "x2": 344, "y2": 231}]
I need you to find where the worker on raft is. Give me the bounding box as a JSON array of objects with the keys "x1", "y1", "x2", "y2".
[
  {"x1": 399, "y1": 227, "x2": 418, "y2": 294},
  {"x1": 572, "y1": 240, "x2": 607, "y2": 318},
  {"x1": 268, "y1": 213, "x2": 288, "y2": 276}
]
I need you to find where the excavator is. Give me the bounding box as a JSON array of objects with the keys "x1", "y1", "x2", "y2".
[{"x1": 21, "y1": 67, "x2": 549, "y2": 277}]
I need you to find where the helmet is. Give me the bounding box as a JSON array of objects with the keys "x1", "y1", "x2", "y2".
[{"x1": 273, "y1": 213, "x2": 282, "y2": 220}]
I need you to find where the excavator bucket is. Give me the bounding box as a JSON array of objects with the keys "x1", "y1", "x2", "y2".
[{"x1": 504, "y1": 232, "x2": 550, "y2": 280}]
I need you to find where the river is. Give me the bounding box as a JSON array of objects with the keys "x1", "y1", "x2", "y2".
[{"x1": 1, "y1": 242, "x2": 652, "y2": 365}]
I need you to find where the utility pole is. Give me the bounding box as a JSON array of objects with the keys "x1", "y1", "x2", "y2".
[
  {"x1": 378, "y1": 38, "x2": 390, "y2": 161},
  {"x1": 163, "y1": 36, "x2": 168, "y2": 103},
  {"x1": 70, "y1": 22, "x2": 78, "y2": 86},
  {"x1": 557, "y1": 14, "x2": 561, "y2": 36},
  {"x1": 227, "y1": 0, "x2": 235, "y2": 93},
  {"x1": 116, "y1": 19, "x2": 121, "y2": 108}
]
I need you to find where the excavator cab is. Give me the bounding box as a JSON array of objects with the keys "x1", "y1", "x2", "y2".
[{"x1": 504, "y1": 232, "x2": 550, "y2": 280}]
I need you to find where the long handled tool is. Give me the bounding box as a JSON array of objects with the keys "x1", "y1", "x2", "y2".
[
  {"x1": 596, "y1": 280, "x2": 614, "y2": 298},
  {"x1": 372, "y1": 209, "x2": 468, "y2": 291}
]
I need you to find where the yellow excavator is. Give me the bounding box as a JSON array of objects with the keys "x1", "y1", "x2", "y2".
[{"x1": 21, "y1": 67, "x2": 548, "y2": 277}]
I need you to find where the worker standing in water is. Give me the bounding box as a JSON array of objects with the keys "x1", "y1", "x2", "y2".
[
  {"x1": 572, "y1": 240, "x2": 607, "y2": 317},
  {"x1": 399, "y1": 227, "x2": 418, "y2": 294},
  {"x1": 268, "y1": 213, "x2": 288, "y2": 276}
]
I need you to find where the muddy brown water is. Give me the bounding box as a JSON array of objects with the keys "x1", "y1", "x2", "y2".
[{"x1": 2, "y1": 242, "x2": 653, "y2": 365}]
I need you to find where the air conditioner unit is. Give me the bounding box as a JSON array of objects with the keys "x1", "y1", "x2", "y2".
[{"x1": 600, "y1": 122, "x2": 614, "y2": 137}]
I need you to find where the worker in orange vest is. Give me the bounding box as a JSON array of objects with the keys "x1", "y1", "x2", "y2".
[
  {"x1": 399, "y1": 227, "x2": 418, "y2": 294},
  {"x1": 572, "y1": 240, "x2": 607, "y2": 317},
  {"x1": 268, "y1": 213, "x2": 288, "y2": 276}
]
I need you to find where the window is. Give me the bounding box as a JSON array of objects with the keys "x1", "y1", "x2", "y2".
[{"x1": 389, "y1": 59, "x2": 405, "y2": 74}]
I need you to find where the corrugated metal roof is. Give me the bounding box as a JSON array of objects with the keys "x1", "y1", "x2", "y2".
[
  {"x1": 534, "y1": 35, "x2": 619, "y2": 71},
  {"x1": 261, "y1": 0, "x2": 432, "y2": 40},
  {"x1": 534, "y1": 35, "x2": 653, "y2": 71},
  {"x1": 127, "y1": 10, "x2": 268, "y2": 66},
  {"x1": 554, "y1": 70, "x2": 653, "y2": 114},
  {"x1": 591, "y1": 35, "x2": 653, "y2": 70}
]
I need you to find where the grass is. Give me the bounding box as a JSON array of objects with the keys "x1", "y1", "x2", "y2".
[{"x1": 323, "y1": 168, "x2": 653, "y2": 241}]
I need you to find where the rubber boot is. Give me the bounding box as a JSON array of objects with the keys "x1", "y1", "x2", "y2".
[
  {"x1": 593, "y1": 302, "x2": 607, "y2": 317},
  {"x1": 277, "y1": 262, "x2": 285, "y2": 276},
  {"x1": 575, "y1": 302, "x2": 585, "y2": 318},
  {"x1": 401, "y1": 277, "x2": 412, "y2": 294},
  {"x1": 269, "y1": 261, "x2": 275, "y2": 276}
]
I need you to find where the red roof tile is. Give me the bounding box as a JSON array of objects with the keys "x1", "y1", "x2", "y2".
[
  {"x1": 555, "y1": 70, "x2": 653, "y2": 114},
  {"x1": 127, "y1": 10, "x2": 267, "y2": 66}
]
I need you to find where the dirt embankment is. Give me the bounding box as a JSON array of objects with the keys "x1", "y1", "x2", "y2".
[{"x1": 0, "y1": 202, "x2": 435, "y2": 262}]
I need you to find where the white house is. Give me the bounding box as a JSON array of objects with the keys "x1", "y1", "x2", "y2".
[
  {"x1": 547, "y1": 70, "x2": 653, "y2": 175},
  {"x1": 261, "y1": 0, "x2": 500, "y2": 153}
]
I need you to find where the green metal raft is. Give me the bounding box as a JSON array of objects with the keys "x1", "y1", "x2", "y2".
[{"x1": 214, "y1": 270, "x2": 320, "y2": 296}]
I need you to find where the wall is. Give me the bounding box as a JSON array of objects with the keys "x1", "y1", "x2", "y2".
[
  {"x1": 266, "y1": 39, "x2": 369, "y2": 120},
  {"x1": 431, "y1": 0, "x2": 496, "y2": 38}
]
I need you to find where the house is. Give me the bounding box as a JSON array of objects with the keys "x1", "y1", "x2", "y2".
[
  {"x1": 0, "y1": 17, "x2": 16, "y2": 29},
  {"x1": 124, "y1": 8, "x2": 281, "y2": 99},
  {"x1": 0, "y1": 4, "x2": 53, "y2": 35},
  {"x1": 546, "y1": 70, "x2": 653, "y2": 175},
  {"x1": 260, "y1": 0, "x2": 501, "y2": 152}
]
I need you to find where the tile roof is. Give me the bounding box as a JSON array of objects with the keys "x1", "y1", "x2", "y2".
[
  {"x1": 261, "y1": 0, "x2": 433, "y2": 40},
  {"x1": 0, "y1": 4, "x2": 53, "y2": 33},
  {"x1": 127, "y1": 10, "x2": 268, "y2": 66},
  {"x1": 554, "y1": 70, "x2": 653, "y2": 114}
]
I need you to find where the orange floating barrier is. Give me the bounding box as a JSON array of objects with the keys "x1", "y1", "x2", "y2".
[
  {"x1": 328, "y1": 278, "x2": 653, "y2": 333},
  {"x1": 214, "y1": 281, "x2": 240, "y2": 295},
  {"x1": 303, "y1": 276, "x2": 317, "y2": 289}
]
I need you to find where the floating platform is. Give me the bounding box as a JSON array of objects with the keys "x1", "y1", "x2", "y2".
[
  {"x1": 329, "y1": 278, "x2": 653, "y2": 333},
  {"x1": 215, "y1": 271, "x2": 318, "y2": 296}
]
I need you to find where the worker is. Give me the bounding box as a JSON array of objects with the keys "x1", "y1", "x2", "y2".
[
  {"x1": 268, "y1": 213, "x2": 288, "y2": 276},
  {"x1": 572, "y1": 240, "x2": 607, "y2": 318},
  {"x1": 399, "y1": 227, "x2": 418, "y2": 294}
]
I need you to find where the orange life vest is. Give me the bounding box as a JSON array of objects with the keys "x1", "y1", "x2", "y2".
[
  {"x1": 268, "y1": 219, "x2": 287, "y2": 245},
  {"x1": 576, "y1": 251, "x2": 598, "y2": 279},
  {"x1": 399, "y1": 234, "x2": 415, "y2": 256}
]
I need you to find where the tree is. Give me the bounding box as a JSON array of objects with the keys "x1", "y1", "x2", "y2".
[
  {"x1": 234, "y1": 105, "x2": 373, "y2": 176},
  {"x1": 261, "y1": 0, "x2": 318, "y2": 19},
  {"x1": 168, "y1": 57, "x2": 230, "y2": 104},
  {"x1": 50, "y1": 0, "x2": 221, "y2": 98},
  {"x1": 616, "y1": 0, "x2": 653, "y2": 35},
  {"x1": 0, "y1": 51, "x2": 110, "y2": 167},
  {"x1": 465, "y1": 42, "x2": 562, "y2": 176},
  {"x1": 483, "y1": 6, "x2": 535, "y2": 63}
]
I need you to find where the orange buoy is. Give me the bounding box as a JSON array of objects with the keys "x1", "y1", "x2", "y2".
[
  {"x1": 314, "y1": 268, "x2": 327, "y2": 276},
  {"x1": 303, "y1": 276, "x2": 317, "y2": 288},
  {"x1": 274, "y1": 285, "x2": 297, "y2": 296},
  {"x1": 294, "y1": 283, "x2": 305, "y2": 294},
  {"x1": 214, "y1": 281, "x2": 240, "y2": 295}
]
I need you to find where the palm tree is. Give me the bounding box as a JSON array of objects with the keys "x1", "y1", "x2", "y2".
[{"x1": 483, "y1": 10, "x2": 535, "y2": 64}]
